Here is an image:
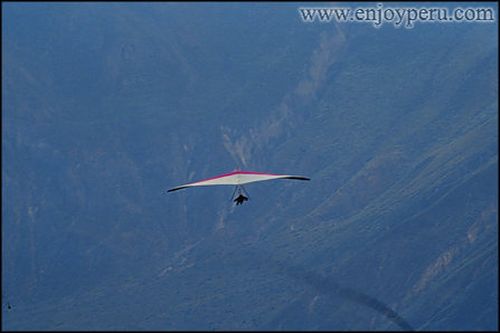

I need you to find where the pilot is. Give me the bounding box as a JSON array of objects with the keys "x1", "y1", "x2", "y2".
[{"x1": 234, "y1": 194, "x2": 248, "y2": 205}]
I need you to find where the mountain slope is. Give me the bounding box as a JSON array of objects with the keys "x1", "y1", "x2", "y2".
[{"x1": 2, "y1": 3, "x2": 498, "y2": 330}]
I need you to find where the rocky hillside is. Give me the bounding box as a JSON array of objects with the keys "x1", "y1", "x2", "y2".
[{"x1": 3, "y1": 3, "x2": 497, "y2": 330}]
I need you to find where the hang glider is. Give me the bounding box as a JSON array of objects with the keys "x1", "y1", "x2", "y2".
[{"x1": 167, "y1": 170, "x2": 310, "y2": 205}]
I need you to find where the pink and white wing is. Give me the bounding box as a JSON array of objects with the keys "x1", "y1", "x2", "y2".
[{"x1": 167, "y1": 171, "x2": 309, "y2": 192}]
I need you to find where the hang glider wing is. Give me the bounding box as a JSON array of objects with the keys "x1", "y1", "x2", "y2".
[{"x1": 167, "y1": 171, "x2": 310, "y2": 192}]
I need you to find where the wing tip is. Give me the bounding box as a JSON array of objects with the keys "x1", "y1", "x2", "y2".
[
  {"x1": 286, "y1": 176, "x2": 310, "y2": 181},
  {"x1": 167, "y1": 186, "x2": 188, "y2": 192}
]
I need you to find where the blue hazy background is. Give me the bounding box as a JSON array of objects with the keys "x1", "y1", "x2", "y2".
[{"x1": 2, "y1": 2, "x2": 498, "y2": 330}]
